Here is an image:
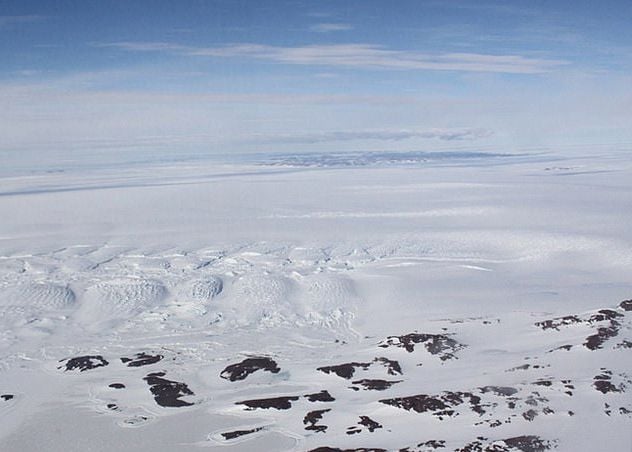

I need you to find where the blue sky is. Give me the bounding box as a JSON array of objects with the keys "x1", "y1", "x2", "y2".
[{"x1": 2, "y1": 0, "x2": 632, "y2": 158}]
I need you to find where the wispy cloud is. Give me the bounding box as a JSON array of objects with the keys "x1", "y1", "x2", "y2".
[
  {"x1": 13, "y1": 69, "x2": 41, "y2": 77},
  {"x1": 421, "y1": 1, "x2": 539, "y2": 17},
  {"x1": 98, "y1": 41, "x2": 187, "y2": 52},
  {"x1": 2, "y1": 72, "x2": 632, "y2": 155},
  {"x1": 257, "y1": 128, "x2": 493, "y2": 144},
  {"x1": 306, "y1": 12, "x2": 333, "y2": 19},
  {"x1": 100, "y1": 42, "x2": 568, "y2": 74},
  {"x1": 0, "y1": 15, "x2": 45, "y2": 29},
  {"x1": 309, "y1": 23, "x2": 353, "y2": 33}
]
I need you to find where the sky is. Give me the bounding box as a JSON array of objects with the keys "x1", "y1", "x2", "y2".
[{"x1": 2, "y1": 0, "x2": 632, "y2": 161}]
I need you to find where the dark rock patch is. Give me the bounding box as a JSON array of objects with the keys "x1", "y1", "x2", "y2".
[
  {"x1": 619, "y1": 300, "x2": 632, "y2": 311},
  {"x1": 373, "y1": 357, "x2": 403, "y2": 375},
  {"x1": 358, "y1": 416, "x2": 382, "y2": 432},
  {"x1": 380, "y1": 391, "x2": 483, "y2": 419},
  {"x1": 522, "y1": 409, "x2": 538, "y2": 421},
  {"x1": 220, "y1": 357, "x2": 280, "y2": 381},
  {"x1": 380, "y1": 394, "x2": 449, "y2": 414},
  {"x1": 508, "y1": 359, "x2": 547, "y2": 368},
  {"x1": 547, "y1": 344, "x2": 572, "y2": 353},
  {"x1": 456, "y1": 440, "x2": 487, "y2": 452},
  {"x1": 615, "y1": 340, "x2": 632, "y2": 349},
  {"x1": 596, "y1": 369, "x2": 613, "y2": 377},
  {"x1": 535, "y1": 315, "x2": 581, "y2": 331},
  {"x1": 560, "y1": 380, "x2": 575, "y2": 396},
  {"x1": 378, "y1": 333, "x2": 465, "y2": 360},
  {"x1": 106, "y1": 403, "x2": 118, "y2": 411},
  {"x1": 304, "y1": 390, "x2": 335, "y2": 402},
  {"x1": 587, "y1": 309, "x2": 623, "y2": 323},
  {"x1": 584, "y1": 323, "x2": 620, "y2": 350},
  {"x1": 121, "y1": 352, "x2": 163, "y2": 367},
  {"x1": 318, "y1": 362, "x2": 371, "y2": 379},
  {"x1": 504, "y1": 435, "x2": 556, "y2": 452},
  {"x1": 593, "y1": 371, "x2": 623, "y2": 394},
  {"x1": 474, "y1": 418, "x2": 506, "y2": 428},
  {"x1": 237, "y1": 395, "x2": 299, "y2": 410},
  {"x1": 59, "y1": 355, "x2": 109, "y2": 372},
  {"x1": 535, "y1": 304, "x2": 627, "y2": 350},
  {"x1": 318, "y1": 357, "x2": 403, "y2": 379},
  {"x1": 456, "y1": 435, "x2": 554, "y2": 452},
  {"x1": 524, "y1": 393, "x2": 548, "y2": 407},
  {"x1": 1, "y1": 394, "x2": 14, "y2": 401},
  {"x1": 109, "y1": 383, "x2": 125, "y2": 389},
  {"x1": 350, "y1": 379, "x2": 402, "y2": 391},
  {"x1": 507, "y1": 364, "x2": 531, "y2": 371},
  {"x1": 479, "y1": 386, "x2": 518, "y2": 397},
  {"x1": 304, "y1": 409, "x2": 330, "y2": 433},
  {"x1": 593, "y1": 381, "x2": 618, "y2": 394},
  {"x1": 400, "y1": 440, "x2": 446, "y2": 451},
  {"x1": 221, "y1": 427, "x2": 264, "y2": 440},
  {"x1": 347, "y1": 415, "x2": 382, "y2": 435},
  {"x1": 309, "y1": 448, "x2": 386, "y2": 452},
  {"x1": 143, "y1": 372, "x2": 194, "y2": 407}
]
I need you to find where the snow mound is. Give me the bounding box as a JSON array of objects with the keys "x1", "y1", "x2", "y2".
[
  {"x1": 184, "y1": 277, "x2": 223, "y2": 302},
  {"x1": 302, "y1": 274, "x2": 356, "y2": 311},
  {"x1": 229, "y1": 273, "x2": 295, "y2": 326},
  {"x1": 77, "y1": 278, "x2": 167, "y2": 323},
  {"x1": 0, "y1": 283, "x2": 76, "y2": 311}
]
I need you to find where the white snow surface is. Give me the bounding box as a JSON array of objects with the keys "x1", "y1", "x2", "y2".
[{"x1": 0, "y1": 151, "x2": 631, "y2": 451}]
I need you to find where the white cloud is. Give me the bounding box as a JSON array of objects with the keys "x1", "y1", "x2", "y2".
[
  {"x1": 102, "y1": 41, "x2": 568, "y2": 74},
  {"x1": 309, "y1": 23, "x2": 353, "y2": 33},
  {"x1": 2, "y1": 70, "x2": 631, "y2": 156},
  {"x1": 260, "y1": 128, "x2": 493, "y2": 144}
]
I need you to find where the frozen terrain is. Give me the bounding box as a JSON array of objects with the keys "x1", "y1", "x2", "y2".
[{"x1": 0, "y1": 150, "x2": 631, "y2": 451}]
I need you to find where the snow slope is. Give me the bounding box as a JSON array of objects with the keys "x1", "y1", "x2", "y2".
[{"x1": 0, "y1": 151, "x2": 631, "y2": 451}]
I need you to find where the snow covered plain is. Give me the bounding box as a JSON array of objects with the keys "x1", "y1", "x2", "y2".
[{"x1": 0, "y1": 150, "x2": 631, "y2": 451}]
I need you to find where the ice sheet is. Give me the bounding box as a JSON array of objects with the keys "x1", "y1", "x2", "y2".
[{"x1": 1, "y1": 151, "x2": 631, "y2": 451}]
